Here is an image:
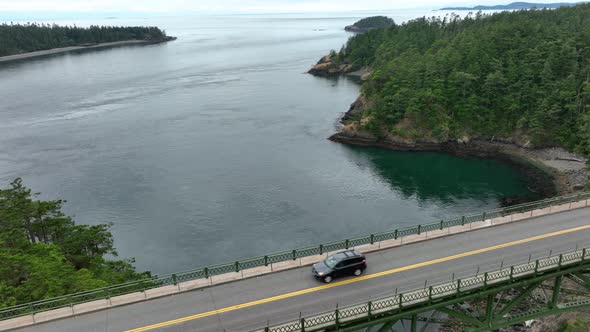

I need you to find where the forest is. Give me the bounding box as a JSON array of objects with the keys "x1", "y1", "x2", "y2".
[
  {"x1": 333, "y1": 5, "x2": 590, "y2": 157},
  {"x1": 0, "y1": 23, "x2": 168, "y2": 57},
  {"x1": 349, "y1": 16, "x2": 395, "y2": 30},
  {"x1": 0, "y1": 179, "x2": 149, "y2": 307}
]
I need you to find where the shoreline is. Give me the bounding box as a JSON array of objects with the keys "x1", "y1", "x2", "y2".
[
  {"x1": 329, "y1": 125, "x2": 588, "y2": 199},
  {"x1": 0, "y1": 38, "x2": 176, "y2": 63},
  {"x1": 307, "y1": 52, "x2": 587, "y2": 199}
]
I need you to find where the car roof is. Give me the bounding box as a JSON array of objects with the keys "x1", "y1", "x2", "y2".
[{"x1": 333, "y1": 250, "x2": 363, "y2": 260}]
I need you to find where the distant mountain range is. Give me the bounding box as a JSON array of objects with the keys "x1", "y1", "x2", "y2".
[{"x1": 440, "y1": 1, "x2": 584, "y2": 10}]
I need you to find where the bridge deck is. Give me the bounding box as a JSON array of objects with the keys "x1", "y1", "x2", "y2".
[{"x1": 10, "y1": 207, "x2": 590, "y2": 332}]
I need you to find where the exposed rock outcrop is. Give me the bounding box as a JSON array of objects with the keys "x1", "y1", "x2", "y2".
[
  {"x1": 344, "y1": 25, "x2": 372, "y2": 33},
  {"x1": 307, "y1": 54, "x2": 373, "y2": 80},
  {"x1": 329, "y1": 94, "x2": 588, "y2": 196},
  {"x1": 307, "y1": 54, "x2": 354, "y2": 77}
]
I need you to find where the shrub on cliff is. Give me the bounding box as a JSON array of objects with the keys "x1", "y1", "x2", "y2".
[
  {"x1": 0, "y1": 179, "x2": 149, "y2": 307},
  {"x1": 337, "y1": 5, "x2": 590, "y2": 156},
  {"x1": 559, "y1": 318, "x2": 590, "y2": 331}
]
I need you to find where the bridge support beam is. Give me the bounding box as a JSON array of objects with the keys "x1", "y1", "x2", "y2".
[
  {"x1": 438, "y1": 306, "x2": 483, "y2": 327},
  {"x1": 410, "y1": 314, "x2": 417, "y2": 332},
  {"x1": 496, "y1": 282, "x2": 540, "y2": 317},
  {"x1": 377, "y1": 319, "x2": 397, "y2": 332},
  {"x1": 570, "y1": 272, "x2": 590, "y2": 289},
  {"x1": 551, "y1": 275, "x2": 563, "y2": 309}
]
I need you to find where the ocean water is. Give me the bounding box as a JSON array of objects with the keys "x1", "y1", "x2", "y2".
[{"x1": 0, "y1": 11, "x2": 536, "y2": 274}]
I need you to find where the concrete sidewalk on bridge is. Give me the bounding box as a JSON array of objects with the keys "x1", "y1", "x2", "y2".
[{"x1": 1, "y1": 198, "x2": 588, "y2": 331}]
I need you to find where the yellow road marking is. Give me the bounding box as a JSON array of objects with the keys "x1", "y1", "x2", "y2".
[{"x1": 125, "y1": 224, "x2": 590, "y2": 332}]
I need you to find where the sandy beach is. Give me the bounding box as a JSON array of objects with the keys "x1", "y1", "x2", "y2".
[{"x1": 0, "y1": 39, "x2": 164, "y2": 63}]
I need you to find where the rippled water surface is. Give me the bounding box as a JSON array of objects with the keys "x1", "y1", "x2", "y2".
[{"x1": 0, "y1": 12, "x2": 536, "y2": 274}]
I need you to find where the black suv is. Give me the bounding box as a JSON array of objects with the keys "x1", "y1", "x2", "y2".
[{"x1": 312, "y1": 250, "x2": 367, "y2": 283}]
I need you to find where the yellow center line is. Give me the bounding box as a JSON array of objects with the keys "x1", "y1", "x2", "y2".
[{"x1": 125, "y1": 224, "x2": 590, "y2": 332}]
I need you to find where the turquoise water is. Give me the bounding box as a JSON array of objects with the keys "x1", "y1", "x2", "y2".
[{"x1": 0, "y1": 12, "x2": 536, "y2": 274}]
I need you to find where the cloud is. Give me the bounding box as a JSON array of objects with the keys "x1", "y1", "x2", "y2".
[{"x1": 0, "y1": 0, "x2": 573, "y2": 13}]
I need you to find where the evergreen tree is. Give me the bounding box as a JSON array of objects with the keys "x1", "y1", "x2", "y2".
[
  {"x1": 0, "y1": 23, "x2": 168, "y2": 57},
  {"x1": 333, "y1": 5, "x2": 590, "y2": 156},
  {"x1": 0, "y1": 179, "x2": 149, "y2": 307}
]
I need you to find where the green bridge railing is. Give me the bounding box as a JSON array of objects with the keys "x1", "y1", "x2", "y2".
[
  {"x1": 0, "y1": 191, "x2": 589, "y2": 321},
  {"x1": 252, "y1": 247, "x2": 590, "y2": 332}
]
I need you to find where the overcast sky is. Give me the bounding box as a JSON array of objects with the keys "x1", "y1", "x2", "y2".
[{"x1": 0, "y1": 0, "x2": 576, "y2": 14}]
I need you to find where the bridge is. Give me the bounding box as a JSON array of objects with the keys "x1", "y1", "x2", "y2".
[{"x1": 1, "y1": 193, "x2": 590, "y2": 331}]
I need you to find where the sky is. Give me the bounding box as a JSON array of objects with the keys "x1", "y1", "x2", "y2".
[{"x1": 0, "y1": 0, "x2": 579, "y2": 15}]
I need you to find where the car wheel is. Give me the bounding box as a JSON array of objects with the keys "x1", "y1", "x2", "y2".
[
  {"x1": 323, "y1": 275, "x2": 333, "y2": 283},
  {"x1": 353, "y1": 268, "x2": 363, "y2": 276}
]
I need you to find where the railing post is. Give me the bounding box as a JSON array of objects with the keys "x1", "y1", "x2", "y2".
[
  {"x1": 558, "y1": 254, "x2": 563, "y2": 269},
  {"x1": 172, "y1": 274, "x2": 177, "y2": 285},
  {"x1": 440, "y1": 220, "x2": 444, "y2": 230},
  {"x1": 534, "y1": 260, "x2": 539, "y2": 276},
  {"x1": 300, "y1": 317, "x2": 305, "y2": 332},
  {"x1": 461, "y1": 216, "x2": 465, "y2": 226},
  {"x1": 264, "y1": 255, "x2": 269, "y2": 266},
  {"x1": 345, "y1": 239, "x2": 349, "y2": 249},
  {"x1": 482, "y1": 212, "x2": 486, "y2": 221},
  {"x1": 368, "y1": 301, "x2": 372, "y2": 318},
  {"x1": 484, "y1": 272, "x2": 488, "y2": 287},
  {"x1": 335, "y1": 307, "x2": 340, "y2": 326},
  {"x1": 235, "y1": 261, "x2": 240, "y2": 273},
  {"x1": 457, "y1": 279, "x2": 461, "y2": 293},
  {"x1": 292, "y1": 250, "x2": 296, "y2": 261},
  {"x1": 319, "y1": 244, "x2": 323, "y2": 255},
  {"x1": 428, "y1": 286, "x2": 433, "y2": 302},
  {"x1": 394, "y1": 229, "x2": 398, "y2": 240},
  {"x1": 205, "y1": 267, "x2": 209, "y2": 279},
  {"x1": 583, "y1": 248, "x2": 587, "y2": 262},
  {"x1": 399, "y1": 294, "x2": 403, "y2": 309},
  {"x1": 417, "y1": 225, "x2": 421, "y2": 235},
  {"x1": 370, "y1": 234, "x2": 374, "y2": 245},
  {"x1": 510, "y1": 266, "x2": 514, "y2": 281}
]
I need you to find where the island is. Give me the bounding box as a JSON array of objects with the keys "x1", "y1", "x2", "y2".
[
  {"x1": 309, "y1": 5, "x2": 590, "y2": 199},
  {"x1": 441, "y1": 1, "x2": 583, "y2": 10},
  {"x1": 0, "y1": 23, "x2": 176, "y2": 62},
  {"x1": 344, "y1": 16, "x2": 395, "y2": 33}
]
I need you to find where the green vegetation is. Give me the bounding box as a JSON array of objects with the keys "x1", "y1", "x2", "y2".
[
  {"x1": 0, "y1": 179, "x2": 149, "y2": 308},
  {"x1": 334, "y1": 5, "x2": 590, "y2": 156},
  {"x1": 559, "y1": 317, "x2": 590, "y2": 331},
  {"x1": 349, "y1": 16, "x2": 395, "y2": 30},
  {"x1": 0, "y1": 23, "x2": 168, "y2": 57}
]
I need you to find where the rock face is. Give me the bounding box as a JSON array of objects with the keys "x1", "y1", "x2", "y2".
[
  {"x1": 307, "y1": 54, "x2": 354, "y2": 77},
  {"x1": 329, "y1": 94, "x2": 588, "y2": 196},
  {"x1": 307, "y1": 54, "x2": 373, "y2": 80},
  {"x1": 344, "y1": 25, "x2": 372, "y2": 33}
]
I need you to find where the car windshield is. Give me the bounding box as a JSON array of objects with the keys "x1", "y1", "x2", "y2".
[{"x1": 324, "y1": 255, "x2": 342, "y2": 268}]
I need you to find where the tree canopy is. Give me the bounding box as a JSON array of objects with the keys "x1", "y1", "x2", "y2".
[
  {"x1": 334, "y1": 5, "x2": 590, "y2": 156},
  {"x1": 0, "y1": 179, "x2": 149, "y2": 308},
  {"x1": 350, "y1": 16, "x2": 396, "y2": 30},
  {"x1": 0, "y1": 23, "x2": 168, "y2": 57}
]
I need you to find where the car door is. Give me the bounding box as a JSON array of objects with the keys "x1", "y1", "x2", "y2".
[
  {"x1": 333, "y1": 261, "x2": 346, "y2": 277},
  {"x1": 340, "y1": 258, "x2": 356, "y2": 275}
]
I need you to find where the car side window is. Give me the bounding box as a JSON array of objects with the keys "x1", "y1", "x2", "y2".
[
  {"x1": 335, "y1": 261, "x2": 344, "y2": 268},
  {"x1": 341, "y1": 258, "x2": 355, "y2": 267}
]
